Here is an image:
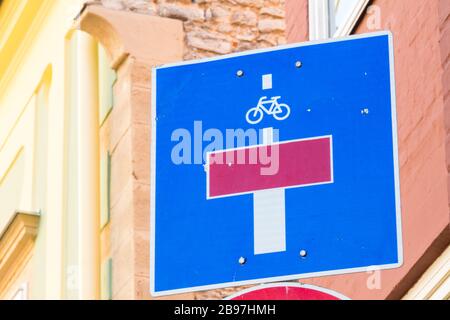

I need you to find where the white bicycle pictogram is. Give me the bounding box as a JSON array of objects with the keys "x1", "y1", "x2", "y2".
[{"x1": 246, "y1": 96, "x2": 291, "y2": 125}]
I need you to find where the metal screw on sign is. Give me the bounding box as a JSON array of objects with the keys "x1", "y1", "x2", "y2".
[
  {"x1": 236, "y1": 70, "x2": 244, "y2": 77},
  {"x1": 361, "y1": 108, "x2": 370, "y2": 115}
]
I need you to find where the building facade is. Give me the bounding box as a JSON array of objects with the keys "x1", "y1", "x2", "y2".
[{"x1": 0, "y1": 0, "x2": 448, "y2": 300}]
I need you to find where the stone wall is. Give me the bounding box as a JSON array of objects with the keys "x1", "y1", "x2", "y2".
[
  {"x1": 96, "y1": 0, "x2": 287, "y2": 60},
  {"x1": 83, "y1": 0, "x2": 288, "y2": 300}
]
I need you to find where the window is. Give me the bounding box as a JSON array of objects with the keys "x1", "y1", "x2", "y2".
[
  {"x1": 98, "y1": 44, "x2": 116, "y2": 126},
  {"x1": 309, "y1": 0, "x2": 369, "y2": 40},
  {"x1": 98, "y1": 44, "x2": 115, "y2": 229},
  {"x1": 329, "y1": 0, "x2": 370, "y2": 37},
  {"x1": 33, "y1": 70, "x2": 50, "y2": 214}
]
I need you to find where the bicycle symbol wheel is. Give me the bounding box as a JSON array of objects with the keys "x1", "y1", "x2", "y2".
[
  {"x1": 246, "y1": 107, "x2": 264, "y2": 125},
  {"x1": 272, "y1": 103, "x2": 291, "y2": 121}
]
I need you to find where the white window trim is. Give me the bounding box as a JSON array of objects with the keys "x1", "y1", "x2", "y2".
[
  {"x1": 308, "y1": 0, "x2": 331, "y2": 40},
  {"x1": 403, "y1": 246, "x2": 450, "y2": 300},
  {"x1": 332, "y1": 0, "x2": 370, "y2": 37},
  {"x1": 308, "y1": 0, "x2": 370, "y2": 40}
]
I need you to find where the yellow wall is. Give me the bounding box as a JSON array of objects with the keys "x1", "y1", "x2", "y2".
[{"x1": 0, "y1": 0, "x2": 101, "y2": 299}]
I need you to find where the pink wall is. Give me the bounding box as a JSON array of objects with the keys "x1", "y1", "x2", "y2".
[{"x1": 285, "y1": 0, "x2": 450, "y2": 299}]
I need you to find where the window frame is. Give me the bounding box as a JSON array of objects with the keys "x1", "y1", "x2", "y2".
[{"x1": 308, "y1": 0, "x2": 370, "y2": 40}]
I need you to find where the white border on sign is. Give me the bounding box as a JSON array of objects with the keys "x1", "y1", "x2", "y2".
[
  {"x1": 224, "y1": 282, "x2": 351, "y2": 300},
  {"x1": 150, "y1": 31, "x2": 403, "y2": 297},
  {"x1": 150, "y1": 65, "x2": 158, "y2": 298},
  {"x1": 388, "y1": 30, "x2": 404, "y2": 277},
  {"x1": 205, "y1": 135, "x2": 334, "y2": 200}
]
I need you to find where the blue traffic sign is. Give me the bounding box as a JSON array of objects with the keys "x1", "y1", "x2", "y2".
[{"x1": 150, "y1": 31, "x2": 402, "y2": 296}]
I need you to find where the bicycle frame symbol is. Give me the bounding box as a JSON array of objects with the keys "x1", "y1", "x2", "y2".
[{"x1": 246, "y1": 96, "x2": 291, "y2": 125}]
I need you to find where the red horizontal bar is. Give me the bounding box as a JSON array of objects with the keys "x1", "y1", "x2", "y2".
[{"x1": 207, "y1": 136, "x2": 333, "y2": 198}]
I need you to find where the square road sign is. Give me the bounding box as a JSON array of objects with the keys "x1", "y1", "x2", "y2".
[{"x1": 150, "y1": 31, "x2": 402, "y2": 296}]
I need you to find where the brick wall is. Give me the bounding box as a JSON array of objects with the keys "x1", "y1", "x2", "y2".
[
  {"x1": 440, "y1": 0, "x2": 450, "y2": 190},
  {"x1": 95, "y1": 0, "x2": 287, "y2": 59},
  {"x1": 285, "y1": 0, "x2": 450, "y2": 299},
  {"x1": 357, "y1": 0, "x2": 450, "y2": 299},
  {"x1": 285, "y1": 0, "x2": 307, "y2": 42}
]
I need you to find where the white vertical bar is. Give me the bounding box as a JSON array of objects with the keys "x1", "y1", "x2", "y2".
[
  {"x1": 262, "y1": 74, "x2": 273, "y2": 90},
  {"x1": 253, "y1": 128, "x2": 286, "y2": 255},
  {"x1": 308, "y1": 0, "x2": 331, "y2": 40},
  {"x1": 262, "y1": 126, "x2": 273, "y2": 142},
  {"x1": 253, "y1": 189, "x2": 286, "y2": 254}
]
